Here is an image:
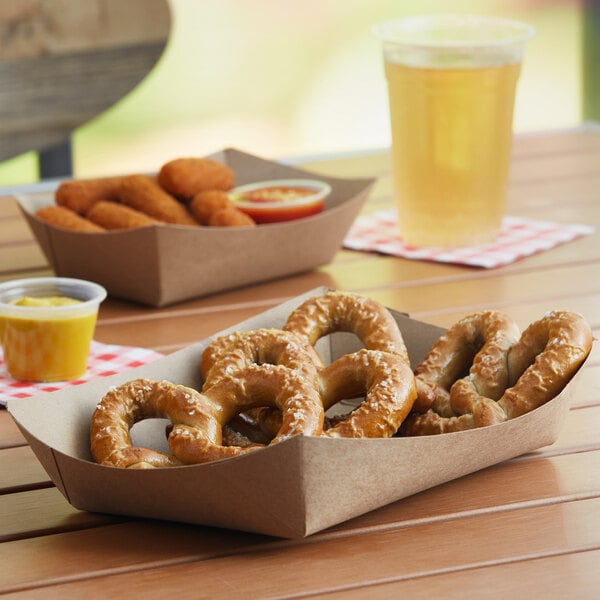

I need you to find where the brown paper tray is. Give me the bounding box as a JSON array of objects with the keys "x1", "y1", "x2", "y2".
[
  {"x1": 16, "y1": 150, "x2": 374, "y2": 307},
  {"x1": 7, "y1": 288, "x2": 578, "y2": 539}
]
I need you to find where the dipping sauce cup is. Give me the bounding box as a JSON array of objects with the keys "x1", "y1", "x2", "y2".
[
  {"x1": 373, "y1": 15, "x2": 534, "y2": 247},
  {"x1": 0, "y1": 277, "x2": 107, "y2": 382},
  {"x1": 230, "y1": 179, "x2": 331, "y2": 224}
]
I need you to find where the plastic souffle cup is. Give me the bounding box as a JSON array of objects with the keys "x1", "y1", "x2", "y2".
[{"x1": 0, "y1": 277, "x2": 107, "y2": 382}]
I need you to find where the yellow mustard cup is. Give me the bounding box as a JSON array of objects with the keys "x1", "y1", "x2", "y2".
[{"x1": 0, "y1": 277, "x2": 107, "y2": 382}]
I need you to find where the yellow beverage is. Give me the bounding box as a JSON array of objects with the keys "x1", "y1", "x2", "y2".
[
  {"x1": 0, "y1": 296, "x2": 97, "y2": 382},
  {"x1": 374, "y1": 15, "x2": 534, "y2": 247},
  {"x1": 385, "y1": 61, "x2": 521, "y2": 247}
]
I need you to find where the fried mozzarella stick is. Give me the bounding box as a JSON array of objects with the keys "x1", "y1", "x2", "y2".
[
  {"x1": 87, "y1": 201, "x2": 161, "y2": 230},
  {"x1": 118, "y1": 175, "x2": 198, "y2": 225},
  {"x1": 158, "y1": 157, "x2": 235, "y2": 199},
  {"x1": 35, "y1": 205, "x2": 105, "y2": 232},
  {"x1": 55, "y1": 177, "x2": 123, "y2": 214}
]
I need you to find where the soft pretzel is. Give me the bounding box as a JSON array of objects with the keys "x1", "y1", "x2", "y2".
[
  {"x1": 91, "y1": 368, "x2": 324, "y2": 468},
  {"x1": 500, "y1": 310, "x2": 592, "y2": 418},
  {"x1": 280, "y1": 291, "x2": 416, "y2": 437},
  {"x1": 169, "y1": 364, "x2": 324, "y2": 464},
  {"x1": 90, "y1": 379, "x2": 204, "y2": 468},
  {"x1": 201, "y1": 328, "x2": 323, "y2": 389},
  {"x1": 402, "y1": 310, "x2": 592, "y2": 435},
  {"x1": 318, "y1": 349, "x2": 416, "y2": 437},
  {"x1": 412, "y1": 310, "x2": 520, "y2": 415},
  {"x1": 282, "y1": 291, "x2": 410, "y2": 361}
]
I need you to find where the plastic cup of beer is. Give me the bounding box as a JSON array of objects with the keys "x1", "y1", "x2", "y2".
[{"x1": 373, "y1": 15, "x2": 535, "y2": 247}]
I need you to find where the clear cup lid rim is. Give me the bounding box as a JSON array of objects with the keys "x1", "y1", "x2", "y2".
[
  {"x1": 373, "y1": 14, "x2": 535, "y2": 48},
  {"x1": 0, "y1": 277, "x2": 107, "y2": 313}
]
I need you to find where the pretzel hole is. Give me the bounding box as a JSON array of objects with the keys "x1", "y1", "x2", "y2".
[{"x1": 131, "y1": 418, "x2": 171, "y2": 454}]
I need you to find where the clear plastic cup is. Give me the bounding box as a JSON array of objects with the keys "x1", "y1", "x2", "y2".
[
  {"x1": 373, "y1": 15, "x2": 535, "y2": 247},
  {"x1": 0, "y1": 277, "x2": 107, "y2": 382}
]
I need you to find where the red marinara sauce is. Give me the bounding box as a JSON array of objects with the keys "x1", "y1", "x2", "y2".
[{"x1": 230, "y1": 179, "x2": 331, "y2": 224}]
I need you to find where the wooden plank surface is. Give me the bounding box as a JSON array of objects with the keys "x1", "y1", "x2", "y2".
[{"x1": 0, "y1": 127, "x2": 599, "y2": 598}]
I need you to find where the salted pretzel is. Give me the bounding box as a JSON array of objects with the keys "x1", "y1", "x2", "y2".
[
  {"x1": 402, "y1": 310, "x2": 592, "y2": 435},
  {"x1": 283, "y1": 290, "x2": 410, "y2": 362},
  {"x1": 279, "y1": 291, "x2": 416, "y2": 438},
  {"x1": 169, "y1": 364, "x2": 323, "y2": 463},
  {"x1": 90, "y1": 379, "x2": 203, "y2": 468},
  {"x1": 411, "y1": 310, "x2": 520, "y2": 415},
  {"x1": 200, "y1": 328, "x2": 323, "y2": 389},
  {"x1": 318, "y1": 348, "x2": 416, "y2": 437},
  {"x1": 91, "y1": 368, "x2": 324, "y2": 468},
  {"x1": 500, "y1": 310, "x2": 592, "y2": 419}
]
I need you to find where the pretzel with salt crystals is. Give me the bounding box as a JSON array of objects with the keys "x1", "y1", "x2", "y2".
[
  {"x1": 402, "y1": 310, "x2": 593, "y2": 436},
  {"x1": 280, "y1": 291, "x2": 416, "y2": 438},
  {"x1": 91, "y1": 379, "x2": 202, "y2": 468},
  {"x1": 282, "y1": 290, "x2": 410, "y2": 362},
  {"x1": 411, "y1": 310, "x2": 521, "y2": 416},
  {"x1": 500, "y1": 310, "x2": 593, "y2": 419},
  {"x1": 199, "y1": 328, "x2": 324, "y2": 445},
  {"x1": 90, "y1": 368, "x2": 324, "y2": 468},
  {"x1": 204, "y1": 291, "x2": 416, "y2": 441},
  {"x1": 200, "y1": 328, "x2": 323, "y2": 389}
]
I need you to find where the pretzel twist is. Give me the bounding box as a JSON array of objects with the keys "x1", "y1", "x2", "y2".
[
  {"x1": 281, "y1": 291, "x2": 416, "y2": 437},
  {"x1": 170, "y1": 364, "x2": 324, "y2": 464},
  {"x1": 501, "y1": 310, "x2": 593, "y2": 419},
  {"x1": 283, "y1": 290, "x2": 410, "y2": 361},
  {"x1": 205, "y1": 292, "x2": 416, "y2": 441},
  {"x1": 318, "y1": 349, "x2": 416, "y2": 438},
  {"x1": 200, "y1": 328, "x2": 323, "y2": 389},
  {"x1": 90, "y1": 379, "x2": 202, "y2": 468},
  {"x1": 91, "y1": 366, "x2": 324, "y2": 468},
  {"x1": 402, "y1": 310, "x2": 592, "y2": 436}
]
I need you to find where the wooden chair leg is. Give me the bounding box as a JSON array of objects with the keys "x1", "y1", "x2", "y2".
[{"x1": 38, "y1": 137, "x2": 73, "y2": 179}]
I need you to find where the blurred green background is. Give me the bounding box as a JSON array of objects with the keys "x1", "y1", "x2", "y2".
[{"x1": 0, "y1": 0, "x2": 586, "y2": 186}]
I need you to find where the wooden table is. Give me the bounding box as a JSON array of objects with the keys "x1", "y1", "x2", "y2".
[{"x1": 1, "y1": 126, "x2": 599, "y2": 598}]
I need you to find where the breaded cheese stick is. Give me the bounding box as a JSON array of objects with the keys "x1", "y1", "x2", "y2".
[
  {"x1": 158, "y1": 158, "x2": 235, "y2": 199},
  {"x1": 118, "y1": 175, "x2": 198, "y2": 225},
  {"x1": 87, "y1": 201, "x2": 161, "y2": 230},
  {"x1": 55, "y1": 177, "x2": 123, "y2": 215},
  {"x1": 35, "y1": 205, "x2": 105, "y2": 232},
  {"x1": 189, "y1": 190, "x2": 233, "y2": 225}
]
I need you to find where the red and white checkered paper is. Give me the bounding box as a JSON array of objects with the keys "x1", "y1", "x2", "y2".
[
  {"x1": 343, "y1": 209, "x2": 595, "y2": 268},
  {"x1": 0, "y1": 340, "x2": 163, "y2": 406}
]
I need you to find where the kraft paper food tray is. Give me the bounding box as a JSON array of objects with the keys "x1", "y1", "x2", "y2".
[
  {"x1": 7, "y1": 288, "x2": 580, "y2": 540},
  {"x1": 15, "y1": 149, "x2": 374, "y2": 307}
]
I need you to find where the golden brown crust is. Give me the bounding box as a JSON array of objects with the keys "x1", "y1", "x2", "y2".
[
  {"x1": 189, "y1": 190, "x2": 232, "y2": 224},
  {"x1": 118, "y1": 175, "x2": 198, "y2": 226},
  {"x1": 172, "y1": 364, "x2": 324, "y2": 464},
  {"x1": 319, "y1": 349, "x2": 416, "y2": 438},
  {"x1": 413, "y1": 310, "x2": 520, "y2": 412},
  {"x1": 55, "y1": 176, "x2": 123, "y2": 215},
  {"x1": 283, "y1": 291, "x2": 410, "y2": 361},
  {"x1": 282, "y1": 291, "x2": 416, "y2": 438},
  {"x1": 207, "y1": 207, "x2": 256, "y2": 227},
  {"x1": 86, "y1": 200, "x2": 161, "y2": 230},
  {"x1": 402, "y1": 310, "x2": 592, "y2": 436},
  {"x1": 35, "y1": 205, "x2": 105, "y2": 232},
  {"x1": 90, "y1": 379, "x2": 203, "y2": 468},
  {"x1": 500, "y1": 311, "x2": 592, "y2": 419},
  {"x1": 91, "y1": 371, "x2": 324, "y2": 468},
  {"x1": 158, "y1": 157, "x2": 235, "y2": 199},
  {"x1": 201, "y1": 328, "x2": 323, "y2": 389}
]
